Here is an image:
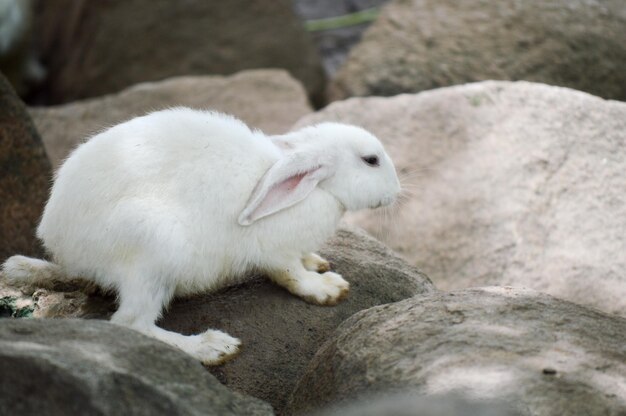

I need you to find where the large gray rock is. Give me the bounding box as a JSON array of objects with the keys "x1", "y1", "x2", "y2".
[
  {"x1": 294, "y1": 81, "x2": 626, "y2": 316},
  {"x1": 0, "y1": 72, "x2": 50, "y2": 263},
  {"x1": 329, "y1": 0, "x2": 626, "y2": 101},
  {"x1": 30, "y1": 70, "x2": 312, "y2": 169},
  {"x1": 33, "y1": 0, "x2": 325, "y2": 104},
  {"x1": 287, "y1": 287, "x2": 626, "y2": 416},
  {"x1": 0, "y1": 226, "x2": 433, "y2": 413},
  {"x1": 0, "y1": 319, "x2": 273, "y2": 415}
]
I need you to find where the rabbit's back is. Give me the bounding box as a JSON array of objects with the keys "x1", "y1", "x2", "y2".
[{"x1": 38, "y1": 108, "x2": 281, "y2": 288}]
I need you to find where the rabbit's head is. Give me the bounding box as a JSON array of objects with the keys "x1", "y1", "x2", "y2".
[{"x1": 238, "y1": 123, "x2": 400, "y2": 226}]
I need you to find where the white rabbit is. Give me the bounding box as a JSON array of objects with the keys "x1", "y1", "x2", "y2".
[{"x1": 2, "y1": 108, "x2": 400, "y2": 364}]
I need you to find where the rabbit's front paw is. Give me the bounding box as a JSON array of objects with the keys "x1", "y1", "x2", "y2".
[
  {"x1": 299, "y1": 271, "x2": 350, "y2": 306},
  {"x1": 302, "y1": 252, "x2": 331, "y2": 273},
  {"x1": 188, "y1": 329, "x2": 241, "y2": 365}
]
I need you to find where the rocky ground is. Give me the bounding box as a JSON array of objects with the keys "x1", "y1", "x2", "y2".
[{"x1": 1, "y1": 0, "x2": 625, "y2": 415}]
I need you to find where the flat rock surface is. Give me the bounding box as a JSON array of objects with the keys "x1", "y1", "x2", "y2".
[
  {"x1": 0, "y1": 72, "x2": 50, "y2": 263},
  {"x1": 30, "y1": 70, "x2": 312, "y2": 169},
  {"x1": 0, "y1": 227, "x2": 433, "y2": 413},
  {"x1": 0, "y1": 318, "x2": 273, "y2": 416},
  {"x1": 33, "y1": 0, "x2": 325, "y2": 104},
  {"x1": 329, "y1": 0, "x2": 626, "y2": 101},
  {"x1": 287, "y1": 287, "x2": 626, "y2": 416},
  {"x1": 294, "y1": 81, "x2": 626, "y2": 316}
]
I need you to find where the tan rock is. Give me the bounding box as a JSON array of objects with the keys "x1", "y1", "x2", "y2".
[
  {"x1": 30, "y1": 70, "x2": 313, "y2": 169},
  {"x1": 294, "y1": 81, "x2": 626, "y2": 316},
  {"x1": 329, "y1": 0, "x2": 626, "y2": 101}
]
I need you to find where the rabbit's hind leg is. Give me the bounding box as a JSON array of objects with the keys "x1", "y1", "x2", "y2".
[
  {"x1": 110, "y1": 275, "x2": 240, "y2": 365},
  {"x1": 301, "y1": 252, "x2": 331, "y2": 273},
  {"x1": 148, "y1": 325, "x2": 241, "y2": 366},
  {"x1": 267, "y1": 259, "x2": 349, "y2": 306}
]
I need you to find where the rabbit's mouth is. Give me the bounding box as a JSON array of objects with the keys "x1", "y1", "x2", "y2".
[{"x1": 370, "y1": 195, "x2": 396, "y2": 209}]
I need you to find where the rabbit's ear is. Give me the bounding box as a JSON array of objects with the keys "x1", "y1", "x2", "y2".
[{"x1": 238, "y1": 152, "x2": 333, "y2": 226}]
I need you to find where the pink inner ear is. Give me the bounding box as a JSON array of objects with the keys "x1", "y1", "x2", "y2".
[
  {"x1": 280, "y1": 172, "x2": 307, "y2": 191},
  {"x1": 247, "y1": 168, "x2": 320, "y2": 222}
]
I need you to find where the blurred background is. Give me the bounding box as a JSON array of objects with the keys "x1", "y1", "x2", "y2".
[
  {"x1": 2, "y1": 0, "x2": 395, "y2": 106},
  {"x1": 5, "y1": 0, "x2": 623, "y2": 108}
]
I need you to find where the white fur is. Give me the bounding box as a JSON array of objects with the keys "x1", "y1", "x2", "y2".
[
  {"x1": 2, "y1": 255, "x2": 62, "y2": 286},
  {"x1": 2, "y1": 108, "x2": 400, "y2": 364}
]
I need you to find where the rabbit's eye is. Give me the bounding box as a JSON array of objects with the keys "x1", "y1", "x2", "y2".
[{"x1": 362, "y1": 155, "x2": 380, "y2": 167}]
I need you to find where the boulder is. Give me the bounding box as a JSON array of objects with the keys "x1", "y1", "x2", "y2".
[
  {"x1": 329, "y1": 0, "x2": 626, "y2": 101},
  {"x1": 29, "y1": 70, "x2": 313, "y2": 169},
  {"x1": 0, "y1": 72, "x2": 50, "y2": 263},
  {"x1": 0, "y1": 319, "x2": 273, "y2": 415},
  {"x1": 294, "y1": 81, "x2": 626, "y2": 316},
  {"x1": 33, "y1": 0, "x2": 325, "y2": 104},
  {"x1": 0, "y1": 226, "x2": 433, "y2": 413},
  {"x1": 287, "y1": 287, "x2": 626, "y2": 416}
]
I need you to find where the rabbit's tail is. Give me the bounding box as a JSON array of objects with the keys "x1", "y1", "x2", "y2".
[{"x1": 1, "y1": 255, "x2": 64, "y2": 287}]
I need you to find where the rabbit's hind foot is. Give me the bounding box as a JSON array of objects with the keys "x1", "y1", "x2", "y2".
[
  {"x1": 194, "y1": 329, "x2": 241, "y2": 365},
  {"x1": 154, "y1": 327, "x2": 242, "y2": 366},
  {"x1": 301, "y1": 252, "x2": 331, "y2": 273},
  {"x1": 125, "y1": 323, "x2": 241, "y2": 365}
]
